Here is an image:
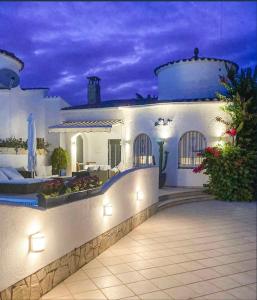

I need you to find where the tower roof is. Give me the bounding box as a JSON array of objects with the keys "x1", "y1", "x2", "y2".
[
  {"x1": 154, "y1": 48, "x2": 238, "y2": 75},
  {"x1": 0, "y1": 49, "x2": 24, "y2": 71}
]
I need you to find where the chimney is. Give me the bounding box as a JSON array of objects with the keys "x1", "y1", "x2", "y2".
[{"x1": 87, "y1": 76, "x2": 101, "y2": 104}]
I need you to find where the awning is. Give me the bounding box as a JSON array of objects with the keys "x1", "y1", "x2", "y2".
[{"x1": 48, "y1": 119, "x2": 124, "y2": 133}]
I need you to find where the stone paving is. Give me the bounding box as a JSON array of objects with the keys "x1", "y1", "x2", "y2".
[{"x1": 42, "y1": 201, "x2": 256, "y2": 300}]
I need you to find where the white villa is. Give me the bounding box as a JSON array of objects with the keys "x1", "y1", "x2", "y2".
[{"x1": 0, "y1": 48, "x2": 238, "y2": 186}]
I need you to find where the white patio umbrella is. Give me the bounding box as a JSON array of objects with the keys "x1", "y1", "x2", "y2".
[{"x1": 27, "y1": 113, "x2": 37, "y2": 178}]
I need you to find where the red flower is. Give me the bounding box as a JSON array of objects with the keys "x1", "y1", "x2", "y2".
[
  {"x1": 193, "y1": 164, "x2": 204, "y2": 173},
  {"x1": 226, "y1": 128, "x2": 237, "y2": 137}
]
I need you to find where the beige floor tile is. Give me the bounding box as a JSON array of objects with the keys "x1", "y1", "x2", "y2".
[
  {"x1": 213, "y1": 264, "x2": 238, "y2": 276},
  {"x1": 98, "y1": 256, "x2": 125, "y2": 266},
  {"x1": 184, "y1": 252, "x2": 208, "y2": 261},
  {"x1": 101, "y1": 284, "x2": 135, "y2": 299},
  {"x1": 229, "y1": 271, "x2": 257, "y2": 285},
  {"x1": 139, "y1": 290, "x2": 170, "y2": 299},
  {"x1": 41, "y1": 283, "x2": 72, "y2": 299},
  {"x1": 83, "y1": 259, "x2": 105, "y2": 270},
  {"x1": 92, "y1": 275, "x2": 122, "y2": 289},
  {"x1": 73, "y1": 289, "x2": 106, "y2": 299},
  {"x1": 230, "y1": 259, "x2": 257, "y2": 272},
  {"x1": 139, "y1": 267, "x2": 167, "y2": 279},
  {"x1": 173, "y1": 271, "x2": 202, "y2": 284},
  {"x1": 178, "y1": 261, "x2": 205, "y2": 271},
  {"x1": 165, "y1": 285, "x2": 199, "y2": 299},
  {"x1": 84, "y1": 267, "x2": 112, "y2": 278},
  {"x1": 191, "y1": 268, "x2": 221, "y2": 280},
  {"x1": 160, "y1": 264, "x2": 187, "y2": 275},
  {"x1": 120, "y1": 254, "x2": 143, "y2": 263},
  {"x1": 127, "y1": 280, "x2": 159, "y2": 295},
  {"x1": 64, "y1": 270, "x2": 89, "y2": 283},
  {"x1": 188, "y1": 281, "x2": 221, "y2": 296},
  {"x1": 209, "y1": 276, "x2": 241, "y2": 290},
  {"x1": 128, "y1": 260, "x2": 154, "y2": 271},
  {"x1": 169, "y1": 254, "x2": 190, "y2": 264},
  {"x1": 65, "y1": 279, "x2": 98, "y2": 294},
  {"x1": 117, "y1": 271, "x2": 146, "y2": 284},
  {"x1": 247, "y1": 283, "x2": 256, "y2": 291},
  {"x1": 201, "y1": 291, "x2": 236, "y2": 299},
  {"x1": 227, "y1": 285, "x2": 257, "y2": 299},
  {"x1": 123, "y1": 296, "x2": 140, "y2": 300},
  {"x1": 150, "y1": 276, "x2": 182, "y2": 289},
  {"x1": 108, "y1": 263, "x2": 134, "y2": 275},
  {"x1": 197, "y1": 258, "x2": 221, "y2": 268}
]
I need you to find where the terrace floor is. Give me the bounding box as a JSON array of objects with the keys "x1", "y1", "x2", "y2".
[{"x1": 42, "y1": 201, "x2": 256, "y2": 300}]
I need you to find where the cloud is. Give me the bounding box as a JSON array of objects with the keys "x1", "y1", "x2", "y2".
[{"x1": 0, "y1": 1, "x2": 256, "y2": 105}]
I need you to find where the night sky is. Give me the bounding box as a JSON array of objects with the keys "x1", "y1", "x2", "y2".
[{"x1": 1, "y1": 1, "x2": 256, "y2": 106}]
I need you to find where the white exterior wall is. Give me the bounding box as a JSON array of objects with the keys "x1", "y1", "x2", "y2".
[
  {"x1": 0, "y1": 87, "x2": 66, "y2": 169},
  {"x1": 61, "y1": 101, "x2": 227, "y2": 187},
  {"x1": 157, "y1": 60, "x2": 234, "y2": 100},
  {"x1": 0, "y1": 167, "x2": 158, "y2": 291}
]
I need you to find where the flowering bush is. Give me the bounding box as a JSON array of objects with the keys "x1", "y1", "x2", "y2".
[
  {"x1": 41, "y1": 178, "x2": 65, "y2": 197},
  {"x1": 41, "y1": 175, "x2": 101, "y2": 198},
  {"x1": 67, "y1": 175, "x2": 100, "y2": 192},
  {"x1": 194, "y1": 145, "x2": 256, "y2": 201},
  {"x1": 193, "y1": 64, "x2": 257, "y2": 201}
]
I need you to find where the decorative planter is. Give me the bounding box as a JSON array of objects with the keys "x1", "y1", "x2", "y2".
[
  {"x1": 159, "y1": 173, "x2": 166, "y2": 188},
  {"x1": 38, "y1": 187, "x2": 102, "y2": 208}
]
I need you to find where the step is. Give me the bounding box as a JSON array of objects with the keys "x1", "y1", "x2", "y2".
[
  {"x1": 159, "y1": 190, "x2": 209, "y2": 202},
  {"x1": 158, "y1": 195, "x2": 215, "y2": 211}
]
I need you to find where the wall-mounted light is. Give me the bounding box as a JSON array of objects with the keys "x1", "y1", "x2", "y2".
[
  {"x1": 155, "y1": 118, "x2": 172, "y2": 127},
  {"x1": 30, "y1": 232, "x2": 45, "y2": 252},
  {"x1": 103, "y1": 203, "x2": 113, "y2": 216},
  {"x1": 136, "y1": 191, "x2": 144, "y2": 201}
]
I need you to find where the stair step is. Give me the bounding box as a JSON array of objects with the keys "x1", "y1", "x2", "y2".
[
  {"x1": 159, "y1": 191, "x2": 209, "y2": 202},
  {"x1": 158, "y1": 196, "x2": 215, "y2": 211}
]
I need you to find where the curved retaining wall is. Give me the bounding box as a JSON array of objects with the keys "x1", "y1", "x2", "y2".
[{"x1": 0, "y1": 166, "x2": 159, "y2": 299}]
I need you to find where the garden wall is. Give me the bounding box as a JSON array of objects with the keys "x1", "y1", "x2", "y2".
[{"x1": 0, "y1": 166, "x2": 159, "y2": 299}]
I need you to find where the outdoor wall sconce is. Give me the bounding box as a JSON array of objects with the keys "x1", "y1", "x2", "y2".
[
  {"x1": 136, "y1": 191, "x2": 144, "y2": 201},
  {"x1": 155, "y1": 118, "x2": 172, "y2": 127},
  {"x1": 30, "y1": 232, "x2": 45, "y2": 252},
  {"x1": 103, "y1": 203, "x2": 113, "y2": 216}
]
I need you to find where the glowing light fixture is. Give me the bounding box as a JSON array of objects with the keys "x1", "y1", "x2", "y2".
[
  {"x1": 30, "y1": 232, "x2": 45, "y2": 252},
  {"x1": 155, "y1": 118, "x2": 172, "y2": 127},
  {"x1": 136, "y1": 191, "x2": 144, "y2": 201},
  {"x1": 103, "y1": 203, "x2": 112, "y2": 216}
]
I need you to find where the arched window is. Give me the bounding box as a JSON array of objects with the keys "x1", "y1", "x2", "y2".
[
  {"x1": 178, "y1": 131, "x2": 206, "y2": 168},
  {"x1": 133, "y1": 134, "x2": 152, "y2": 166}
]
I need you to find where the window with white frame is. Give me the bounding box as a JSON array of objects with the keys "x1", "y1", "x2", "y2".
[
  {"x1": 178, "y1": 131, "x2": 206, "y2": 168},
  {"x1": 133, "y1": 134, "x2": 152, "y2": 166}
]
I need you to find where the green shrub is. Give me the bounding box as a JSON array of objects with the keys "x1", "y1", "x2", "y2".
[
  {"x1": 51, "y1": 147, "x2": 69, "y2": 175},
  {"x1": 195, "y1": 145, "x2": 256, "y2": 201}
]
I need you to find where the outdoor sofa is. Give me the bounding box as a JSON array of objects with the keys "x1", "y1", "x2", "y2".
[{"x1": 0, "y1": 167, "x2": 49, "y2": 194}]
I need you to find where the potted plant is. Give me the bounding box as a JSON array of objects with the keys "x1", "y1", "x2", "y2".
[{"x1": 50, "y1": 147, "x2": 70, "y2": 175}]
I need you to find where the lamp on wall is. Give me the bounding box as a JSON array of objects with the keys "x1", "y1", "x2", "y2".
[
  {"x1": 30, "y1": 232, "x2": 45, "y2": 252},
  {"x1": 136, "y1": 191, "x2": 144, "y2": 201},
  {"x1": 154, "y1": 118, "x2": 172, "y2": 127},
  {"x1": 103, "y1": 203, "x2": 113, "y2": 216}
]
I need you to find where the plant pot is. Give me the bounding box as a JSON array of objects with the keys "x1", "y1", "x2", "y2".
[{"x1": 159, "y1": 173, "x2": 166, "y2": 188}]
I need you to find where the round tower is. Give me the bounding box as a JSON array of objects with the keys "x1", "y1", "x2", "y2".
[
  {"x1": 154, "y1": 48, "x2": 238, "y2": 100},
  {"x1": 0, "y1": 49, "x2": 24, "y2": 89}
]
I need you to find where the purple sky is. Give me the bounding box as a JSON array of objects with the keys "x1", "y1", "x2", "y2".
[{"x1": 1, "y1": 1, "x2": 256, "y2": 105}]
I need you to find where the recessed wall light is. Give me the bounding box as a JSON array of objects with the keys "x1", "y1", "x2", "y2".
[{"x1": 30, "y1": 232, "x2": 45, "y2": 252}]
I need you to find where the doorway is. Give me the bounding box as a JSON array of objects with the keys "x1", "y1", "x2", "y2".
[{"x1": 108, "y1": 139, "x2": 121, "y2": 168}]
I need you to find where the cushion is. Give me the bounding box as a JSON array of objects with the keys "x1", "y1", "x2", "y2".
[
  {"x1": 0, "y1": 167, "x2": 24, "y2": 180},
  {"x1": 0, "y1": 170, "x2": 9, "y2": 180}
]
